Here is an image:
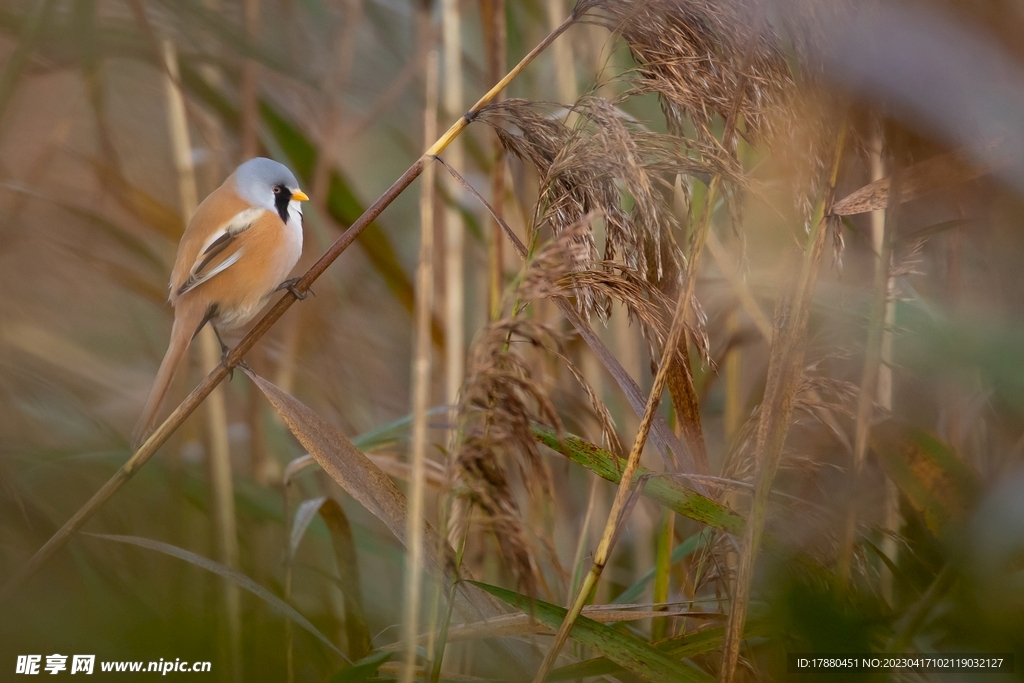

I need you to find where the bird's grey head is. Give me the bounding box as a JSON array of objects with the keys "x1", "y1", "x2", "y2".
[{"x1": 233, "y1": 157, "x2": 307, "y2": 223}]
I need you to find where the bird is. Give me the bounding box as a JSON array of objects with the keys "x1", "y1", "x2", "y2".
[{"x1": 131, "y1": 157, "x2": 309, "y2": 450}]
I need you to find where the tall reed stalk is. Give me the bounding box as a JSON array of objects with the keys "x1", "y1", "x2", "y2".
[
  {"x1": 870, "y1": 131, "x2": 900, "y2": 604},
  {"x1": 483, "y1": 0, "x2": 507, "y2": 320},
  {"x1": 838, "y1": 126, "x2": 896, "y2": 585},
  {"x1": 651, "y1": 508, "x2": 674, "y2": 641},
  {"x1": 401, "y1": 49, "x2": 439, "y2": 683},
  {"x1": 719, "y1": 121, "x2": 850, "y2": 683},
  {"x1": 239, "y1": 0, "x2": 259, "y2": 160},
  {"x1": 162, "y1": 39, "x2": 242, "y2": 682},
  {"x1": 442, "y1": 0, "x2": 465, "y2": 412}
]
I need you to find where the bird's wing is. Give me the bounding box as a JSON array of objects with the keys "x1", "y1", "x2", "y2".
[{"x1": 176, "y1": 207, "x2": 265, "y2": 296}]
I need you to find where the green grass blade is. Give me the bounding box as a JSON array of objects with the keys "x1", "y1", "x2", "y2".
[
  {"x1": 533, "y1": 426, "x2": 745, "y2": 534},
  {"x1": 546, "y1": 620, "x2": 769, "y2": 682},
  {"x1": 613, "y1": 530, "x2": 711, "y2": 605},
  {"x1": 328, "y1": 651, "x2": 393, "y2": 683},
  {"x1": 471, "y1": 581, "x2": 715, "y2": 683},
  {"x1": 351, "y1": 406, "x2": 448, "y2": 452}
]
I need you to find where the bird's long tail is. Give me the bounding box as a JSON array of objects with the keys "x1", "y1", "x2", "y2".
[{"x1": 131, "y1": 300, "x2": 207, "y2": 451}]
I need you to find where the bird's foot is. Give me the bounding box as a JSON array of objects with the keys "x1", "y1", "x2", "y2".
[
  {"x1": 277, "y1": 277, "x2": 313, "y2": 300},
  {"x1": 213, "y1": 330, "x2": 237, "y2": 379},
  {"x1": 223, "y1": 357, "x2": 252, "y2": 382}
]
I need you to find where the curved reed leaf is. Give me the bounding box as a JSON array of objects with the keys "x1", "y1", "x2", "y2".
[
  {"x1": 545, "y1": 619, "x2": 769, "y2": 682},
  {"x1": 85, "y1": 532, "x2": 347, "y2": 661},
  {"x1": 532, "y1": 425, "x2": 744, "y2": 534},
  {"x1": 290, "y1": 496, "x2": 373, "y2": 661},
  {"x1": 327, "y1": 651, "x2": 393, "y2": 683},
  {"x1": 872, "y1": 421, "x2": 979, "y2": 535},
  {"x1": 318, "y1": 499, "x2": 373, "y2": 660},
  {"x1": 471, "y1": 581, "x2": 715, "y2": 683},
  {"x1": 612, "y1": 530, "x2": 711, "y2": 605},
  {"x1": 290, "y1": 496, "x2": 329, "y2": 557}
]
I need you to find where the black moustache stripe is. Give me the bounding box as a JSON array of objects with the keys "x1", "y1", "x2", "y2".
[{"x1": 274, "y1": 187, "x2": 291, "y2": 223}]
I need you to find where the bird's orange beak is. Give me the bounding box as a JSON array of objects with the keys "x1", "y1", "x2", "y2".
[{"x1": 291, "y1": 189, "x2": 310, "y2": 202}]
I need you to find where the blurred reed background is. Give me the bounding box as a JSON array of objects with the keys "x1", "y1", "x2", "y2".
[{"x1": 1, "y1": 0, "x2": 1024, "y2": 681}]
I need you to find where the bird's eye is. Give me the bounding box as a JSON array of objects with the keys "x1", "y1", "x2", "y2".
[{"x1": 273, "y1": 186, "x2": 282, "y2": 194}]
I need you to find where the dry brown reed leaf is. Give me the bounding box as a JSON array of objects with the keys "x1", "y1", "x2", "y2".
[
  {"x1": 831, "y1": 144, "x2": 1006, "y2": 216},
  {"x1": 397, "y1": 605, "x2": 718, "y2": 645},
  {"x1": 240, "y1": 368, "x2": 509, "y2": 625}
]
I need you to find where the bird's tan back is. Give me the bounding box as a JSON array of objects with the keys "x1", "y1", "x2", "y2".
[{"x1": 169, "y1": 173, "x2": 251, "y2": 301}]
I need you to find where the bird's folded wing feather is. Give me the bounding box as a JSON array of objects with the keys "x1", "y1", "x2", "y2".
[{"x1": 176, "y1": 207, "x2": 265, "y2": 296}]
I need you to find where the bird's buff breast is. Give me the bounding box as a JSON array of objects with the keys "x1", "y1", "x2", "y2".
[{"x1": 198, "y1": 213, "x2": 303, "y2": 330}]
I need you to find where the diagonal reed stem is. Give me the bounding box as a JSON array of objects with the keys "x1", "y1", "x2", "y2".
[
  {"x1": 0, "y1": 7, "x2": 583, "y2": 605},
  {"x1": 530, "y1": 10, "x2": 771, "y2": 673},
  {"x1": 531, "y1": 179, "x2": 719, "y2": 683}
]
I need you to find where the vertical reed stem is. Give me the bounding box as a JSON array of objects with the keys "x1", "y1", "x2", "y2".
[
  {"x1": 483, "y1": 0, "x2": 507, "y2": 320},
  {"x1": 239, "y1": 0, "x2": 259, "y2": 159},
  {"x1": 870, "y1": 131, "x2": 899, "y2": 604},
  {"x1": 719, "y1": 121, "x2": 849, "y2": 683},
  {"x1": 162, "y1": 39, "x2": 242, "y2": 682},
  {"x1": 401, "y1": 49, "x2": 439, "y2": 683},
  {"x1": 839, "y1": 129, "x2": 896, "y2": 586},
  {"x1": 651, "y1": 509, "x2": 674, "y2": 641},
  {"x1": 434, "y1": 1, "x2": 466, "y2": 672},
  {"x1": 283, "y1": 479, "x2": 295, "y2": 683},
  {"x1": 442, "y1": 0, "x2": 465, "y2": 413},
  {"x1": 547, "y1": 0, "x2": 576, "y2": 104}
]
